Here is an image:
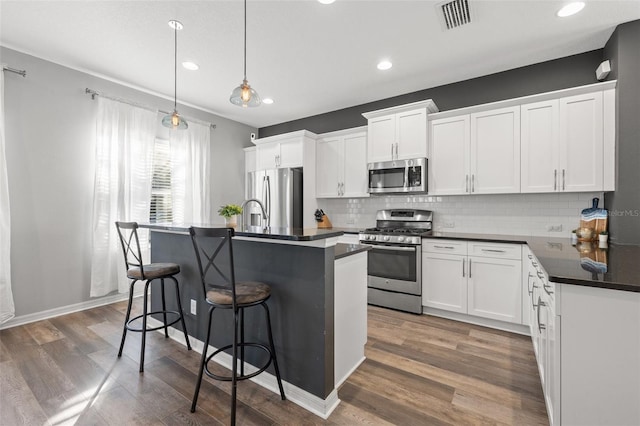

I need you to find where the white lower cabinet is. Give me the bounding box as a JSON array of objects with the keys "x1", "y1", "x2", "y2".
[
  {"x1": 422, "y1": 240, "x2": 522, "y2": 324},
  {"x1": 422, "y1": 252, "x2": 468, "y2": 313}
]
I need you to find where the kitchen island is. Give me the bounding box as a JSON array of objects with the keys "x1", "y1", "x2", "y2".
[{"x1": 139, "y1": 223, "x2": 369, "y2": 418}]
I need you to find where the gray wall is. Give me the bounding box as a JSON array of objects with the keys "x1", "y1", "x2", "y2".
[
  {"x1": 603, "y1": 20, "x2": 640, "y2": 244},
  {"x1": 2, "y1": 46, "x2": 256, "y2": 318},
  {"x1": 259, "y1": 49, "x2": 604, "y2": 137}
]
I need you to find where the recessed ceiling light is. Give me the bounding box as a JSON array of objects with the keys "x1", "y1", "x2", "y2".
[
  {"x1": 182, "y1": 61, "x2": 199, "y2": 71},
  {"x1": 318, "y1": 0, "x2": 335, "y2": 4},
  {"x1": 262, "y1": 98, "x2": 274, "y2": 105},
  {"x1": 557, "y1": 2, "x2": 585, "y2": 17},
  {"x1": 377, "y1": 60, "x2": 393, "y2": 71}
]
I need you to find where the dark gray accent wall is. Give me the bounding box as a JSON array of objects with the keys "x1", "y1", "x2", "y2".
[
  {"x1": 603, "y1": 20, "x2": 640, "y2": 244},
  {"x1": 259, "y1": 49, "x2": 604, "y2": 137}
]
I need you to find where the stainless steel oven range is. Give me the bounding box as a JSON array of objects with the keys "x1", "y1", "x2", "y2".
[{"x1": 359, "y1": 209, "x2": 433, "y2": 314}]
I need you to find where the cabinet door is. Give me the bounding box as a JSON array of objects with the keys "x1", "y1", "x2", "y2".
[
  {"x1": 278, "y1": 139, "x2": 303, "y2": 168},
  {"x1": 467, "y1": 256, "x2": 522, "y2": 323},
  {"x1": 422, "y1": 253, "x2": 468, "y2": 313},
  {"x1": 342, "y1": 133, "x2": 369, "y2": 197},
  {"x1": 559, "y1": 92, "x2": 603, "y2": 192},
  {"x1": 521, "y1": 100, "x2": 559, "y2": 193},
  {"x1": 316, "y1": 137, "x2": 341, "y2": 198},
  {"x1": 368, "y1": 115, "x2": 395, "y2": 163},
  {"x1": 470, "y1": 106, "x2": 521, "y2": 194},
  {"x1": 429, "y1": 115, "x2": 470, "y2": 195},
  {"x1": 256, "y1": 142, "x2": 280, "y2": 170},
  {"x1": 396, "y1": 108, "x2": 427, "y2": 160}
]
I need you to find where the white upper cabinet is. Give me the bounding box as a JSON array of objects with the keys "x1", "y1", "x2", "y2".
[
  {"x1": 429, "y1": 115, "x2": 470, "y2": 195},
  {"x1": 316, "y1": 128, "x2": 368, "y2": 198},
  {"x1": 559, "y1": 91, "x2": 604, "y2": 192},
  {"x1": 521, "y1": 100, "x2": 559, "y2": 193},
  {"x1": 429, "y1": 81, "x2": 616, "y2": 196},
  {"x1": 363, "y1": 100, "x2": 438, "y2": 163},
  {"x1": 429, "y1": 106, "x2": 520, "y2": 195},
  {"x1": 521, "y1": 90, "x2": 609, "y2": 193},
  {"x1": 255, "y1": 136, "x2": 304, "y2": 170},
  {"x1": 470, "y1": 106, "x2": 521, "y2": 194}
]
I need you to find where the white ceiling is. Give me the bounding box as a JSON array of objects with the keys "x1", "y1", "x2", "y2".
[{"x1": 1, "y1": 1, "x2": 639, "y2": 128}]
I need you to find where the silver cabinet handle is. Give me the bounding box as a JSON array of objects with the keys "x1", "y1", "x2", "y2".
[
  {"x1": 341, "y1": 182, "x2": 345, "y2": 196},
  {"x1": 395, "y1": 143, "x2": 399, "y2": 159},
  {"x1": 472, "y1": 174, "x2": 475, "y2": 192},
  {"x1": 481, "y1": 248, "x2": 506, "y2": 253},
  {"x1": 544, "y1": 283, "x2": 554, "y2": 295},
  {"x1": 466, "y1": 175, "x2": 469, "y2": 193},
  {"x1": 337, "y1": 182, "x2": 341, "y2": 196},
  {"x1": 528, "y1": 254, "x2": 533, "y2": 259},
  {"x1": 537, "y1": 298, "x2": 547, "y2": 332},
  {"x1": 554, "y1": 169, "x2": 557, "y2": 191},
  {"x1": 531, "y1": 281, "x2": 539, "y2": 307},
  {"x1": 468, "y1": 258, "x2": 472, "y2": 278},
  {"x1": 562, "y1": 169, "x2": 566, "y2": 190},
  {"x1": 391, "y1": 144, "x2": 394, "y2": 159},
  {"x1": 532, "y1": 261, "x2": 538, "y2": 267},
  {"x1": 537, "y1": 271, "x2": 545, "y2": 279},
  {"x1": 434, "y1": 245, "x2": 455, "y2": 249},
  {"x1": 527, "y1": 273, "x2": 534, "y2": 295},
  {"x1": 462, "y1": 259, "x2": 465, "y2": 277}
]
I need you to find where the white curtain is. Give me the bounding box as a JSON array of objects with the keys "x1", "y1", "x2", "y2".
[
  {"x1": 170, "y1": 121, "x2": 211, "y2": 225},
  {"x1": 0, "y1": 71, "x2": 16, "y2": 323},
  {"x1": 90, "y1": 97, "x2": 157, "y2": 297}
]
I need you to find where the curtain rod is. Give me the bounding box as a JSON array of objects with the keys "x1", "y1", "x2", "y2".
[
  {"x1": 2, "y1": 66, "x2": 27, "y2": 77},
  {"x1": 85, "y1": 88, "x2": 216, "y2": 129}
]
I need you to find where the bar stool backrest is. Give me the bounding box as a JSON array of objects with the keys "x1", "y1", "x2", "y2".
[
  {"x1": 189, "y1": 227, "x2": 238, "y2": 309},
  {"x1": 115, "y1": 221, "x2": 146, "y2": 279}
]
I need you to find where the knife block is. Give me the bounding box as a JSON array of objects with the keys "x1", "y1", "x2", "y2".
[{"x1": 317, "y1": 214, "x2": 333, "y2": 229}]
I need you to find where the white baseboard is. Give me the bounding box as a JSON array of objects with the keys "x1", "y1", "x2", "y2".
[
  {"x1": 422, "y1": 306, "x2": 530, "y2": 336},
  {"x1": 335, "y1": 355, "x2": 366, "y2": 389},
  {"x1": 0, "y1": 292, "x2": 134, "y2": 330},
  {"x1": 148, "y1": 317, "x2": 341, "y2": 419}
]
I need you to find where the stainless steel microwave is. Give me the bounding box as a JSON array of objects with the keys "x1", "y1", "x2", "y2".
[{"x1": 368, "y1": 158, "x2": 427, "y2": 194}]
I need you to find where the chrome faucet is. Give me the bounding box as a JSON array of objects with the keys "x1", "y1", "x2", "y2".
[{"x1": 240, "y1": 199, "x2": 270, "y2": 230}]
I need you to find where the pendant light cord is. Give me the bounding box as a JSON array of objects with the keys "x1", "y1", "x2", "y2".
[
  {"x1": 174, "y1": 24, "x2": 178, "y2": 110},
  {"x1": 243, "y1": 0, "x2": 247, "y2": 80}
]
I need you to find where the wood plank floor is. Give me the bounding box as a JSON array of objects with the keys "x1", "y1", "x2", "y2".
[{"x1": 0, "y1": 300, "x2": 548, "y2": 425}]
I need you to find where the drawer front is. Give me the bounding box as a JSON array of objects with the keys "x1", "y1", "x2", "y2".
[
  {"x1": 422, "y1": 239, "x2": 467, "y2": 255},
  {"x1": 468, "y1": 242, "x2": 521, "y2": 260}
]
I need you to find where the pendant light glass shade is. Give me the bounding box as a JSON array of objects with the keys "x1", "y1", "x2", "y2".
[
  {"x1": 162, "y1": 20, "x2": 188, "y2": 129},
  {"x1": 230, "y1": 0, "x2": 261, "y2": 107},
  {"x1": 162, "y1": 110, "x2": 188, "y2": 129},
  {"x1": 230, "y1": 79, "x2": 261, "y2": 108}
]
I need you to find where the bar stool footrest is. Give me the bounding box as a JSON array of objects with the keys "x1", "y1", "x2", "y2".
[
  {"x1": 204, "y1": 343, "x2": 273, "y2": 382},
  {"x1": 126, "y1": 310, "x2": 183, "y2": 333}
]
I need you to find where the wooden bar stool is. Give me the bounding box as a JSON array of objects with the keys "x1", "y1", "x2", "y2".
[
  {"x1": 189, "y1": 226, "x2": 285, "y2": 425},
  {"x1": 115, "y1": 221, "x2": 192, "y2": 372}
]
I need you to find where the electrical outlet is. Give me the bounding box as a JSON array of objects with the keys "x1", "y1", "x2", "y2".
[
  {"x1": 442, "y1": 222, "x2": 455, "y2": 228},
  {"x1": 346, "y1": 218, "x2": 355, "y2": 225},
  {"x1": 547, "y1": 225, "x2": 563, "y2": 232},
  {"x1": 190, "y1": 299, "x2": 197, "y2": 315}
]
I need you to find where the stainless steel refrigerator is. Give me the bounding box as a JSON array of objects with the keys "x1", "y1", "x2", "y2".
[{"x1": 245, "y1": 168, "x2": 303, "y2": 229}]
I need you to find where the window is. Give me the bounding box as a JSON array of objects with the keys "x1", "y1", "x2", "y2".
[{"x1": 150, "y1": 138, "x2": 173, "y2": 222}]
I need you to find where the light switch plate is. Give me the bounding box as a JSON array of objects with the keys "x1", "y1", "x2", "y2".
[{"x1": 190, "y1": 299, "x2": 197, "y2": 315}]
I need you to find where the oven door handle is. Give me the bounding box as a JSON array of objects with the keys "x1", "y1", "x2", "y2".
[{"x1": 364, "y1": 244, "x2": 416, "y2": 252}]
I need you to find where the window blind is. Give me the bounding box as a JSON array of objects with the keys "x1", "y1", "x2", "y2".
[{"x1": 150, "y1": 138, "x2": 173, "y2": 222}]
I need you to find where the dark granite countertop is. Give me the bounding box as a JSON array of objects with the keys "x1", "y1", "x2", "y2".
[
  {"x1": 335, "y1": 243, "x2": 371, "y2": 260},
  {"x1": 329, "y1": 227, "x2": 362, "y2": 235},
  {"x1": 140, "y1": 222, "x2": 344, "y2": 242},
  {"x1": 424, "y1": 232, "x2": 640, "y2": 293}
]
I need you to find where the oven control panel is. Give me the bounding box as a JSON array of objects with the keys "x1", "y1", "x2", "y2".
[{"x1": 359, "y1": 233, "x2": 421, "y2": 245}]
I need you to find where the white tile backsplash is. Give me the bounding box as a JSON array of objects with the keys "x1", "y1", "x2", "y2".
[{"x1": 318, "y1": 192, "x2": 604, "y2": 237}]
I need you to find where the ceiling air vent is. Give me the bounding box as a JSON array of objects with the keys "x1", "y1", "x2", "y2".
[{"x1": 440, "y1": 0, "x2": 471, "y2": 30}]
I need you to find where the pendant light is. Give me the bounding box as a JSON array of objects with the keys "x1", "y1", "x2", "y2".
[
  {"x1": 229, "y1": 0, "x2": 261, "y2": 107},
  {"x1": 162, "y1": 19, "x2": 188, "y2": 129}
]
